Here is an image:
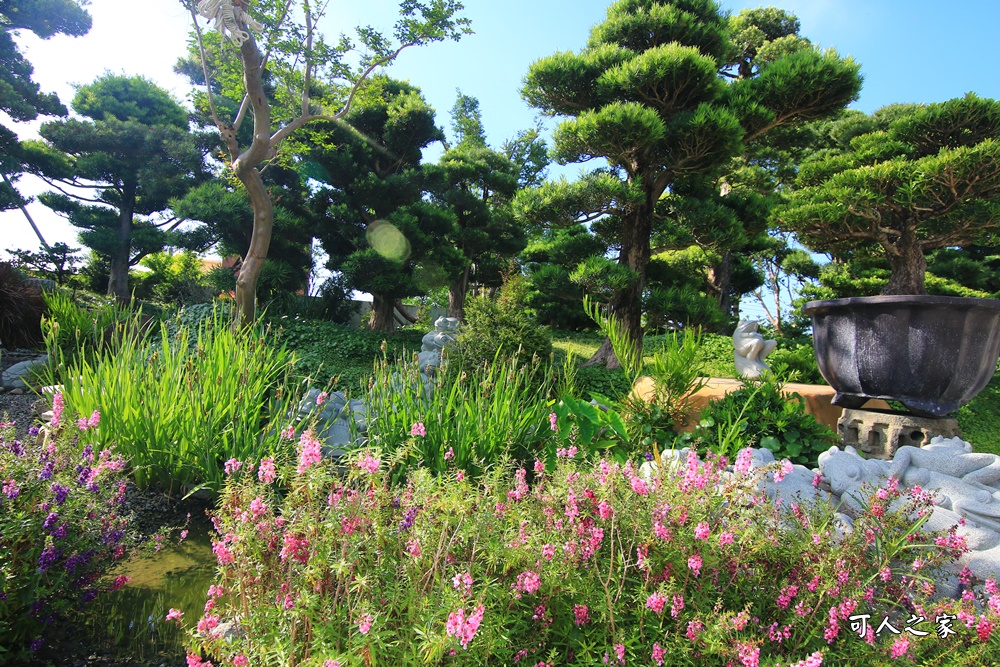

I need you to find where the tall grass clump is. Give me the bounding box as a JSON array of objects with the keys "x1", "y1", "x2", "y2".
[
  {"x1": 365, "y1": 350, "x2": 558, "y2": 480},
  {"x1": 42, "y1": 308, "x2": 300, "y2": 492},
  {"x1": 42, "y1": 290, "x2": 125, "y2": 358}
]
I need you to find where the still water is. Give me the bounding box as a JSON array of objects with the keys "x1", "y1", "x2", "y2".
[{"x1": 85, "y1": 523, "x2": 216, "y2": 662}]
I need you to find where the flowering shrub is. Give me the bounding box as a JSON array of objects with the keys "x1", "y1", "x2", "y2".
[
  {"x1": 0, "y1": 411, "x2": 132, "y2": 662},
  {"x1": 187, "y1": 444, "x2": 1000, "y2": 666}
]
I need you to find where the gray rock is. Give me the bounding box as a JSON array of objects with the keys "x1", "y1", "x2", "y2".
[{"x1": 1, "y1": 355, "x2": 48, "y2": 389}]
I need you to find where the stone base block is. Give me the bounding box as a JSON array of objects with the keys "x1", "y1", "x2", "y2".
[{"x1": 837, "y1": 408, "x2": 961, "y2": 459}]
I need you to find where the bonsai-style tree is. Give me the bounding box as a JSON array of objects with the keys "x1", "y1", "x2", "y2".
[
  {"x1": 517, "y1": 0, "x2": 861, "y2": 367},
  {"x1": 778, "y1": 94, "x2": 1000, "y2": 295},
  {"x1": 181, "y1": 0, "x2": 469, "y2": 324}
]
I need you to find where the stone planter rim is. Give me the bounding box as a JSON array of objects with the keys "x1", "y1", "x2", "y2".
[{"x1": 805, "y1": 294, "x2": 1000, "y2": 313}]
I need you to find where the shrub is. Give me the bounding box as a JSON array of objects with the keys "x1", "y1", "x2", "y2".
[
  {"x1": 452, "y1": 276, "x2": 552, "y2": 375},
  {"x1": 42, "y1": 308, "x2": 301, "y2": 492},
  {"x1": 42, "y1": 290, "x2": 126, "y2": 360},
  {"x1": 186, "y1": 447, "x2": 999, "y2": 667},
  {"x1": 0, "y1": 262, "x2": 45, "y2": 349},
  {"x1": 0, "y1": 414, "x2": 133, "y2": 662},
  {"x1": 689, "y1": 374, "x2": 839, "y2": 466}
]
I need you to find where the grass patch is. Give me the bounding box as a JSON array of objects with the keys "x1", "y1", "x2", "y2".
[{"x1": 957, "y1": 372, "x2": 1000, "y2": 456}]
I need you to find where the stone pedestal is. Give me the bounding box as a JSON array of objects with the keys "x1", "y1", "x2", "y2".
[{"x1": 837, "y1": 408, "x2": 961, "y2": 459}]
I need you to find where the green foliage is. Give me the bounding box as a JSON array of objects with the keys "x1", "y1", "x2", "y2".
[
  {"x1": 573, "y1": 364, "x2": 632, "y2": 402},
  {"x1": 365, "y1": 352, "x2": 558, "y2": 481},
  {"x1": 132, "y1": 250, "x2": 213, "y2": 305},
  {"x1": 7, "y1": 242, "x2": 81, "y2": 285},
  {"x1": 0, "y1": 0, "x2": 90, "y2": 212},
  {"x1": 0, "y1": 418, "x2": 131, "y2": 662},
  {"x1": 189, "y1": 449, "x2": 997, "y2": 666},
  {"x1": 41, "y1": 308, "x2": 301, "y2": 492},
  {"x1": 690, "y1": 374, "x2": 837, "y2": 466},
  {"x1": 41, "y1": 289, "x2": 124, "y2": 359},
  {"x1": 0, "y1": 262, "x2": 44, "y2": 349},
  {"x1": 452, "y1": 277, "x2": 553, "y2": 374}
]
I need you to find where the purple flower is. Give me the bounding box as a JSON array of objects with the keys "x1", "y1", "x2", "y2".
[
  {"x1": 29, "y1": 638, "x2": 44, "y2": 652},
  {"x1": 37, "y1": 546, "x2": 61, "y2": 573},
  {"x1": 644, "y1": 452, "x2": 654, "y2": 461},
  {"x1": 28, "y1": 426, "x2": 40, "y2": 437},
  {"x1": 43, "y1": 512, "x2": 60, "y2": 531},
  {"x1": 398, "y1": 507, "x2": 418, "y2": 532},
  {"x1": 81, "y1": 445, "x2": 93, "y2": 462},
  {"x1": 52, "y1": 525, "x2": 67, "y2": 540},
  {"x1": 51, "y1": 483, "x2": 69, "y2": 505},
  {"x1": 4, "y1": 440, "x2": 23, "y2": 457},
  {"x1": 2, "y1": 479, "x2": 19, "y2": 499},
  {"x1": 38, "y1": 460, "x2": 54, "y2": 480}
]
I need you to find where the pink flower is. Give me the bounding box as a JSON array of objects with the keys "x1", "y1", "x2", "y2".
[
  {"x1": 357, "y1": 453, "x2": 381, "y2": 474},
  {"x1": 671, "y1": 594, "x2": 684, "y2": 618},
  {"x1": 646, "y1": 592, "x2": 667, "y2": 614},
  {"x1": 323, "y1": 662, "x2": 342, "y2": 667},
  {"x1": 515, "y1": 570, "x2": 541, "y2": 595},
  {"x1": 719, "y1": 531, "x2": 734, "y2": 546},
  {"x1": 457, "y1": 470, "x2": 465, "y2": 482},
  {"x1": 652, "y1": 642, "x2": 665, "y2": 666},
  {"x1": 549, "y1": 412, "x2": 558, "y2": 431},
  {"x1": 597, "y1": 500, "x2": 613, "y2": 519},
  {"x1": 452, "y1": 571, "x2": 473, "y2": 596},
  {"x1": 50, "y1": 393, "x2": 64, "y2": 428},
  {"x1": 233, "y1": 656, "x2": 249, "y2": 667},
  {"x1": 812, "y1": 472, "x2": 823, "y2": 488},
  {"x1": 166, "y1": 608, "x2": 184, "y2": 622},
  {"x1": 574, "y1": 604, "x2": 590, "y2": 625},
  {"x1": 541, "y1": 543, "x2": 555, "y2": 560},
  {"x1": 629, "y1": 476, "x2": 649, "y2": 495},
  {"x1": 737, "y1": 642, "x2": 760, "y2": 667},
  {"x1": 224, "y1": 458, "x2": 242, "y2": 475},
  {"x1": 444, "y1": 447, "x2": 454, "y2": 460},
  {"x1": 358, "y1": 613, "x2": 373, "y2": 635},
  {"x1": 694, "y1": 522, "x2": 710, "y2": 540},
  {"x1": 773, "y1": 459, "x2": 793, "y2": 484},
  {"x1": 179, "y1": 529, "x2": 189, "y2": 542},
  {"x1": 87, "y1": 409, "x2": 100, "y2": 428},
  {"x1": 77, "y1": 417, "x2": 89, "y2": 431},
  {"x1": 688, "y1": 554, "x2": 703, "y2": 577},
  {"x1": 446, "y1": 605, "x2": 485, "y2": 649},
  {"x1": 258, "y1": 458, "x2": 276, "y2": 483},
  {"x1": 534, "y1": 459, "x2": 545, "y2": 473},
  {"x1": 297, "y1": 430, "x2": 323, "y2": 473},
  {"x1": 186, "y1": 654, "x2": 213, "y2": 667},
  {"x1": 280, "y1": 425, "x2": 295, "y2": 440},
  {"x1": 890, "y1": 635, "x2": 910, "y2": 658},
  {"x1": 406, "y1": 538, "x2": 422, "y2": 558},
  {"x1": 686, "y1": 619, "x2": 704, "y2": 641},
  {"x1": 735, "y1": 448, "x2": 754, "y2": 476},
  {"x1": 316, "y1": 391, "x2": 329, "y2": 405},
  {"x1": 410, "y1": 421, "x2": 426, "y2": 437},
  {"x1": 788, "y1": 652, "x2": 824, "y2": 667}
]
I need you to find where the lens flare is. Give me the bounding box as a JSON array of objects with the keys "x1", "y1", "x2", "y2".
[{"x1": 366, "y1": 221, "x2": 411, "y2": 262}]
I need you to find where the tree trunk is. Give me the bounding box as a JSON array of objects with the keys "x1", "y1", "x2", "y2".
[
  {"x1": 368, "y1": 294, "x2": 396, "y2": 331},
  {"x1": 107, "y1": 184, "x2": 135, "y2": 304},
  {"x1": 234, "y1": 166, "x2": 274, "y2": 324},
  {"x1": 448, "y1": 267, "x2": 470, "y2": 319},
  {"x1": 884, "y1": 236, "x2": 927, "y2": 295},
  {"x1": 584, "y1": 203, "x2": 652, "y2": 369},
  {"x1": 707, "y1": 251, "x2": 734, "y2": 332}
]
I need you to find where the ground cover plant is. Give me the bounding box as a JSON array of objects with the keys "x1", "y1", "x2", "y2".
[
  {"x1": 185, "y1": 438, "x2": 1000, "y2": 666},
  {"x1": 0, "y1": 413, "x2": 133, "y2": 663},
  {"x1": 41, "y1": 308, "x2": 301, "y2": 492}
]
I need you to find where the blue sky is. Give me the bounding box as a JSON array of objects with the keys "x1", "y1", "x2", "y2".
[{"x1": 3, "y1": 0, "x2": 999, "y2": 313}]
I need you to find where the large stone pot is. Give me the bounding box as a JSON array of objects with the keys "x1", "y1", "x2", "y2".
[{"x1": 803, "y1": 295, "x2": 1000, "y2": 418}]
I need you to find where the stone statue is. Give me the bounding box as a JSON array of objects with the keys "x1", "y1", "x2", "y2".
[
  {"x1": 733, "y1": 320, "x2": 777, "y2": 378},
  {"x1": 819, "y1": 439, "x2": 1000, "y2": 541}
]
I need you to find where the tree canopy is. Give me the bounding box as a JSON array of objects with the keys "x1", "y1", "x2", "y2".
[{"x1": 778, "y1": 94, "x2": 1000, "y2": 295}]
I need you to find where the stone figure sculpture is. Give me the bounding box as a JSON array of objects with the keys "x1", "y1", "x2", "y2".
[{"x1": 732, "y1": 320, "x2": 778, "y2": 378}]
